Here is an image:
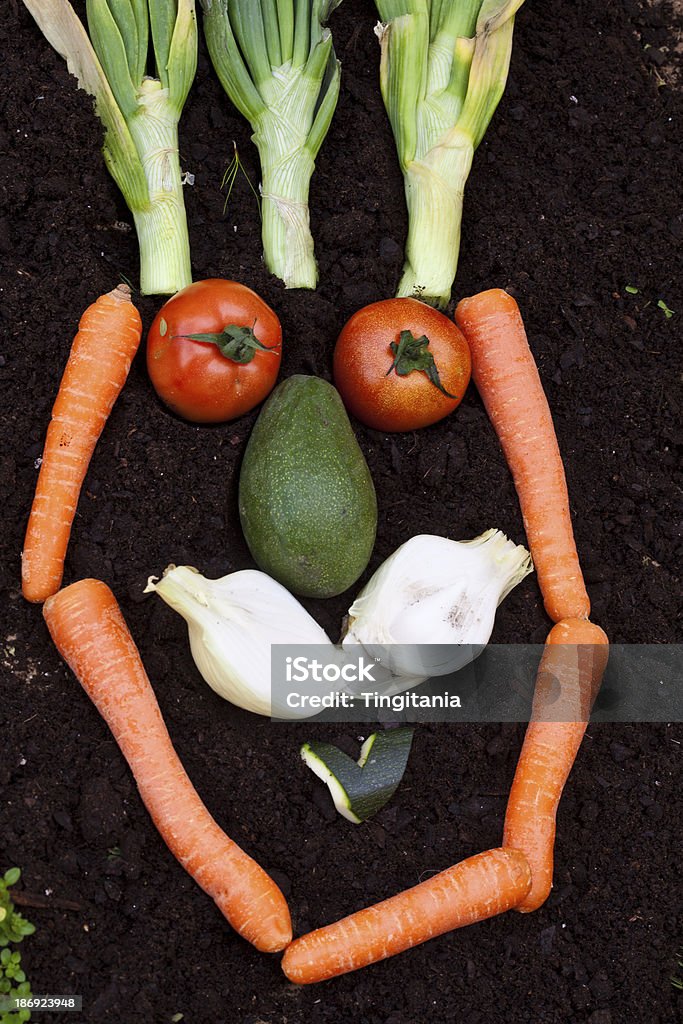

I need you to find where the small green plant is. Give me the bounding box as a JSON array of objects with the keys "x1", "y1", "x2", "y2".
[
  {"x1": 0, "y1": 870, "x2": 35, "y2": 1024},
  {"x1": 672, "y1": 948, "x2": 683, "y2": 991},
  {"x1": 625, "y1": 284, "x2": 639, "y2": 294},
  {"x1": 221, "y1": 142, "x2": 261, "y2": 218},
  {"x1": 657, "y1": 298, "x2": 675, "y2": 319}
]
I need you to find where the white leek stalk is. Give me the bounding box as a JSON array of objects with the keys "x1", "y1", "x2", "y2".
[
  {"x1": 145, "y1": 565, "x2": 336, "y2": 718},
  {"x1": 343, "y1": 529, "x2": 532, "y2": 680},
  {"x1": 23, "y1": 0, "x2": 197, "y2": 295},
  {"x1": 375, "y1": 0, "x2": 525, "y2": 309},
  {"x1": 201, "y1": 0, "x2": 342, "y2": 289}
]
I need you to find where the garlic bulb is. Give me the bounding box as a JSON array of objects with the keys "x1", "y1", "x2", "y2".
[
  {"x1": 145, "y1": 565, "x2": 337, "y2": 718},
  {"x1": 342, "y1": 530, "x2": 533, "y2": 681}
]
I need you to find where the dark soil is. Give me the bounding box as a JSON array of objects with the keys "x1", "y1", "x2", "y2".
[{"x1": 1, "y1": 0, "x2": 681, "y2": 1021}]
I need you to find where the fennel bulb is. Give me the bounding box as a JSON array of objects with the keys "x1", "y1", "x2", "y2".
[
  {"x1": 146, "y1": 565, "x2": 337, "y2": 718},
  {"x1": 343, "y1": 529, "x2": 532, "y2": 679}
]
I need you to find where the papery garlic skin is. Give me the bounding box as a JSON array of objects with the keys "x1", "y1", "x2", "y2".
[
  {"x1": 146, "y1": 565, "x2": 337, "y2": 718},
  {"x1": 342, "y1": 530, "x2": 533, "y2": 680}
]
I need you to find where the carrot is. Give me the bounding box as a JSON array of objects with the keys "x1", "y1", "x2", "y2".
[
  {"x1": 454, "y1": 288, "x2": 590, "y2": 623},
  {"x1": 22, "y1": 285, "x2": 142, "y2": 604},
  {"x1": 281, "y1": 847, "x2": 531, "y2": 984},
  {"x1": 43, "y1": 578, "x2": 292, "y2": 953},
  {"x1": 503, "y1": 618, "x2": 609, "y2": 912}
]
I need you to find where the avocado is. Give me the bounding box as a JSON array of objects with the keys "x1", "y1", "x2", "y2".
[{"x1": 238, "y1": 375, "x2": 377, "y2": 598}]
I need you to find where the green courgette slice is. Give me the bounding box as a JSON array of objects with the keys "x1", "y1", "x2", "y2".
[{"x1": 301, "y1": 728, "x2": 415, "y2": 823}]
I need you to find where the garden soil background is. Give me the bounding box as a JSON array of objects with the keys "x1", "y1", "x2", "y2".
[{"x1": 1, "y1": 0, "x2": 681, "y2": 1021}]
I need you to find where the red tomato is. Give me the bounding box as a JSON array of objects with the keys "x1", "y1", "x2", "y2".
[
  {"x1": 146, "y1": 279, "x2": 282, "y2": 423},
  {"x1": 333, "y1": 298, "x2": 471, "y2": 432}
]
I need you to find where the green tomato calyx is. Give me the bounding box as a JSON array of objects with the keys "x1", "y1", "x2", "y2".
[
  {"x1": 173, "y1": 324, "x2": 279, "y2": 364},
  {"x1": 386, "y1": 330, "x2": 456, "y2": 399}
]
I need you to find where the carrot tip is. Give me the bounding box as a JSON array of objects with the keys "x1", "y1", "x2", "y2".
[
  {"x1": 22, "y1": 585, "x2": 52, "y2": 605},
  {"x1": 515, "y1": 891, "x2": 550, "y2": 914},
  {"x1": 254, "y1": 931, "x2": 292, "y2": 954}
]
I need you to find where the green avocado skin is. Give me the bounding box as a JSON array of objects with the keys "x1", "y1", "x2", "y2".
[{"x1": 239, "y1": 375, "x2": 378, "y2": 598}]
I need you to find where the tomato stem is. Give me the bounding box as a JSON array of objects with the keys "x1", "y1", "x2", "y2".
[
  {"x1": 386, "y1": 330, "x2": 457, "y2": 398},
  {"x1": 172, "y1": 324, "x2": 280, "y2": 364}
]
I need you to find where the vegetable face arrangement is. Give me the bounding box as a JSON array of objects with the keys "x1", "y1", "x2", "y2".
[
  {"x1": 23, "y1": 282, "x2": 609, "y2": 984},
  {"x1": 19, "y1": 0, "x2": 619, "y2": 999},
  {"x1": 23, "y1": 0, "x2": 197, "y2": 295},
  {"x1": 202, "y1": 0, "x2": 342, "y2": 289}
]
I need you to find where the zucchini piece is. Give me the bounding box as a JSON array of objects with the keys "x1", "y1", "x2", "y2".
[{"x1": 301, "y1": 728, "x2": 414, "y2": 823}]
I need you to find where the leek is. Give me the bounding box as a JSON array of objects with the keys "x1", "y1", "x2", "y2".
[
  {"x1": 201, "y1": 0, "x2": 342, "y2": 290},
  {"x1": 23, "y1": 0, "x2": 197, "y2": 295},
  {"x1": 375, "y1": 0, "x2": 526, "y2": 309}
]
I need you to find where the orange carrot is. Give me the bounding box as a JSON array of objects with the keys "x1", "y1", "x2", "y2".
[
  {"x1": 43, "y1": 578, "x2": 292, "y2": 952},
  {"x1": 282, "y1": 848, "x2": 531, "y2": 984},
  {"x1": 503, "y1": 618, "x2": 609, "y2": 912},
  {"x1": 22, "y1": 285, "x2": 142, "y2": 604},
  {"x1": 454, "y1": 289, "x2": 590, "y2": 623}
]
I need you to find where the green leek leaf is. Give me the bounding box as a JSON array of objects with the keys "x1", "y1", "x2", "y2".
[
  {"x1": 458, "y1": 4, "x2": 516, "y2": 149},
  {"x1": 260, "y1": 0, "x2": 282, "y2": 67},
  {"x1": 103, "y1": 0, "x2": 148, "y2": 88},
  {"x1": 276, "y1": 0, "x2": 295, "y2": 64},
  {"x1": 149, "y1": 0, "x2": 178, "y2": 89},
  {"x1": 165, "y1": 0, "x2": 199, "y2": 108},
  {"x1": 431, "y1": 0, "x2": 479, "y2": 40},
  {"x1": 86, "y1": 0, "x2": 139, "y2": 117},
  {"x1": 201, "y1": 0, "x2": 266, "y2": 122},
  {"x1": 130, "y1": 0, "x2": 150, "y2": 84},
  {"x1": 378, "y1": 12, "x2": 429, "y2": 170},
  {"x1": 304, "y1": 26, "x2": 333, "y2": 84},
  {"x1": 476, "y1": 0, "x2": 526, "y2": 35},
  {"x1": 291, "y1": 0, "x2": 312, "y2": 67},
  {"x1": 307, "y1": 53, "x2": 340, "y2": 158},
  {"x1": 444, "y1": 35, "x2": 474, "y2": 109},
  {"x1": 230, "y1": 0, "x2": 272, "y2": 89},
  {"x1": 376, "y1": 0, "x2": 425, "y2": 21},
  {"x1": 23, "y1": 0, "x2": 148, "y2": 207}
]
